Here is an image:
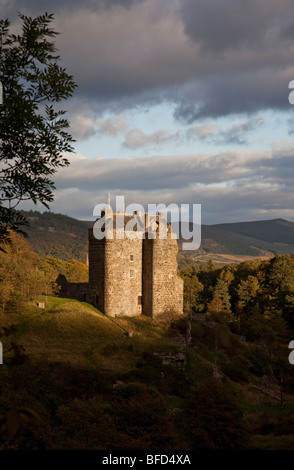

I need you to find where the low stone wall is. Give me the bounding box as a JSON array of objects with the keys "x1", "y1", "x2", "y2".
[
  {"x1": 66, "y1": 282, "x2": 89, "y2": 302},
  {"x1": 56, "y1": 274, "x2": 89, "y2": 302}
]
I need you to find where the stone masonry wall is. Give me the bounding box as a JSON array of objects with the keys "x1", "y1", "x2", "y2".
[
  {"x1": 104, "y1": 237, "x2": 142, "y2": 317},
  {"x1": 149, "y1": 238, "x2": 183, "y2": 318},
  {"x1": 88, "y1": 230, "x2": 105, "y2": 312},
  {"x1": 142, "y1": 238, "x2": 153, "y2": 317},
  {"x1": 66, "y1": 282, "x2": 89, "y2": 302}
]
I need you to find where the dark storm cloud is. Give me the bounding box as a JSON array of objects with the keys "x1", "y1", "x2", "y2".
[
  {"x1": 179, "y1": 0, "x2": 294, "y2": 53},
  {"x1": 3, "y1": 0, "x2": 146, "y2": 17},
  {"x1": 3, "y1": 0, "x2": 294, "y2": 121},
  {"x1": 174, "y1": 68, "x2": 292, "y2": 121}
]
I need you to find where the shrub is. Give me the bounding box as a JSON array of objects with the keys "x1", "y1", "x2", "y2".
[{"x1": 247, "y1": 345, "x2": 271, "y2": 377}]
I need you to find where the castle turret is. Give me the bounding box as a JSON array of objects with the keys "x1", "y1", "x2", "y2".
[{"x1": 142, "y1": 214, "x2": 183, "y2": 318}]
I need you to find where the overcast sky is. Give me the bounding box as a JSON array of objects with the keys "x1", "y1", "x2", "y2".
[{"x1": 3, "y1": 0, "x2": 294, "y2": 224}]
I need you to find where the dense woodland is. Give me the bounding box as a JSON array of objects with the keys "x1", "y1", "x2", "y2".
[
  {"x1": 0, "y1": 233, "x2": 294, "y2": 450},
  {"x1": 180, "y1": 254, "x2": 294, "y2": 335}
]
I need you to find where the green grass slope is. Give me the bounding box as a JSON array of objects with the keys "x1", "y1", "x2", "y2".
[{"x1": 1, "y1": 298, "x2": 294, "y2": 450}]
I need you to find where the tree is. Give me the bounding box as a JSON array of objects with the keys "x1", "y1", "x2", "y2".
[
  {"x1": 0, "y1": 279, "x2": 13, "y2": 312},
  {"x1": 0, "y1": 231, "x2": 55, "y2": 311},
  {"x1": 206, "y1": 277, "x2": 234, "y2": 324},
  {"x1": 183, "y1": 275, "x2": 204, "y2": 313},
  {"x1": 206, "y1": 293, "x2": 234, "y2": 324},
  {"x1": 0, "y1": 13, "x2": 77, "y2": 244},
  {"x1": 266, "y1": 255, "x2": 294, "y2": 325},
  {"x1": 236, "y1": 275, "x2": 260, "y2": 311},
  {"x1": 214, "y1": 278, "x2": 231, "y2": 312},
  {"x1": 180, "y1": 265, "x2": 205, "y2": 313}
]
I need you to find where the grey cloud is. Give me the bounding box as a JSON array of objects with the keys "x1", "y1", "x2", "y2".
[
  {"x1": 287, "y1": 115, "x2": 294, "y2": 135},
  {"x1": 186, "y1": 117, "x2": 264, "y2": 145},
  {"x1": 4, "y1": 0, "x2": 146, "y2": 17},
  {"x1": 51, "y1": 175, "x2": 294, "y2": 227},
  {"x1": 53, "y1": 2, "x2": 194, "y2": 107},
  {"x1": 97, "y1": 115, "x2": 129, "y2": 136},
  {"x1": 180, "y1": 0, "x2": 294, "y2": 53},
  {"x1": 123, "y1": 128, "x2": 181, "y2": 149},
  {"x1": 69, "y1": 112, "x2": 128, "y2": 140},
  {"x1": 186, "y1": 124, "x2": 220, "y2": 140},
  {"x1": 54, "y1": 147, "x2": 273, "y2": 195},
  {"x1": 213, "y1": 116, "x2": 265, "y2": 145},
  {"x1": 19, "y1": 141, "x2": 294, "y2": 224},
  {"x1": 25, "y1": 182, "x2": 294, "y2": 225},
  {"x1": 3, "y1": 0, "x2": 294, "y2": 121},
  {"x1": 174, "y1": 70, "x2": 291, "y2": 121}
]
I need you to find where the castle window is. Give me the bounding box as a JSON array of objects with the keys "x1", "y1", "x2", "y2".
[
  {"x1": 130, "y1": 270, "x2": 134, "y2": 278},
  {"x1": 138, "y1": 295, "x2": 142, "y2": 305},
  {"x1": 130, "y1": 254, "x2": 134, "y2": 261},
  {"x1": 96, "y1": 295, "x2": 99, "y2": 305}
]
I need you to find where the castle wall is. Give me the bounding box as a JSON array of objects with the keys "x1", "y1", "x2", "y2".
[
  {"x1": 104, "y1": 238, "x2": 142, "y2": 317},
  {"x1": 88, "y1": 230, "x2": 105, "y2": 312},
  {"x1": 55, "y1": 274, "x2": 89, "y2": 302},
  {"x1": 145, "y1": 238, "x2": 183, "y2": 318},
  {"x1": 142, "y1": 238, "x2": 153, "y2": 317},
  {"x1": 66, "y1": 282, "x2": 89, "y2": 301}
]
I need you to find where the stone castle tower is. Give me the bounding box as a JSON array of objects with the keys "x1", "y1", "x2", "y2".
[{"x1": 88, "y1": 210, "x2": 183, "y2": 319}]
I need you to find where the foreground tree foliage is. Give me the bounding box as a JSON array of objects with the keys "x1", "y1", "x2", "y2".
[{"x1": 0, "y1": 13, "x2": 77, "y2": 244}]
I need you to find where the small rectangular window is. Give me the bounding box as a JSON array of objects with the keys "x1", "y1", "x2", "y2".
[
  {"x1": 138, "y1": 295, "x2": 142, "y2": 305},
  {"x1": 130, "y1": 254, "x2": 134, "y2": 261},
  {"x1": 130, "y1": 270, "x2": 134, "y2": 278}
]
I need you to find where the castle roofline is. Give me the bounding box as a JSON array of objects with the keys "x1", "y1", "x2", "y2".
[{"x1": 90, "y1": 210, "x2": 173, "y2": 235}]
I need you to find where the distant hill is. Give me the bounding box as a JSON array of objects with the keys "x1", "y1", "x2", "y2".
[
  {"x1": 178, "y1": 218, "x2": 294, "y2": 265},
  {"x1": 20, "y1": 210, "x2": 92, "y2": 262},
  {"x1": 201, "y1": 218, "x2": 294, "y2": 255},
  {"x1": 20, "y1": 210, "x2": 294, "y2": 264}
]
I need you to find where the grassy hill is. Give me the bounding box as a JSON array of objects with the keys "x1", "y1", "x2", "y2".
[{"x1": 1, "y1": 298, "x2": 294, "y2": 450}]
